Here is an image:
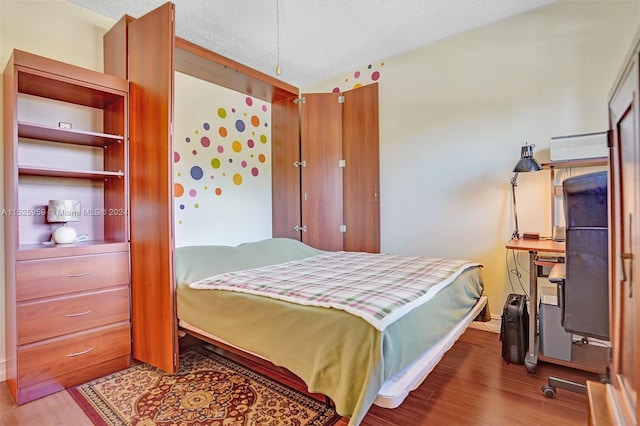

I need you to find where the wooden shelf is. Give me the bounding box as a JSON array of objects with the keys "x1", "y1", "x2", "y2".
[
  {"x1": 542, "y1": 157, "x2": 608, "y2": 169},
  {"x1": 17, "y1": 240, "x2": 129, "y2": 261},
  {"x1": 540, "y1": 342, "x2": 608, "y2": 374},
  {"x1": 18, "y1": 121, "x2": 123, "y2": 147},
  {"x1": 18, "y1": 165, "x2": 124, "y2": 179}
]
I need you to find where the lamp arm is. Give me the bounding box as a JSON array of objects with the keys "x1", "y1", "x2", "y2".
[{"x1": 511, "y1": 172, "x2": 520, "y2": 240}]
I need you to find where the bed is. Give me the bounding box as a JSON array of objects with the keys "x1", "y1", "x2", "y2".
[{"x1": 175, "y1": 238, "x2": 487, "y2": 425}]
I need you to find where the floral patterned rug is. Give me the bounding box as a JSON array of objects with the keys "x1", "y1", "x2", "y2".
[{"x1": 68, "y1": 346, "x2": 341, "y2": 426}]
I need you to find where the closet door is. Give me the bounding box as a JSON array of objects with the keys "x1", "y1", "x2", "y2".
[
  {"x1": 343, "y1": 83, "x2": 380, "y2": 253},
  {"x1": 602, "y1": 40, "x2": 639, "y2": 425},
  {"x1": 300, "y1": 92, "x2": 344, "y2": 251},
  {"x1": 272, "y1": 96, "x2": 302, "y2": 240},
  {"x1": 128, "y1": 2, "x2": 178, "y2": 373}
]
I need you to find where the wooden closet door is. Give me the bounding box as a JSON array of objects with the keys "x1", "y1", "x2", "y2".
[
  {"x1": 342, "y1": 83, "x2": 380, "y2": 253},
  {"x1": 602, "y1": 42, "x2": 639, "y2": 425},
  {"x1": 272, "y1": 96, "x2": 302, "y2": 240},
  {"x1": 128, "y1": 2, "x2": 178, "y2": 373},
  {"x1": 300, "y1": 93, "x2": 343, "y2": 251}
]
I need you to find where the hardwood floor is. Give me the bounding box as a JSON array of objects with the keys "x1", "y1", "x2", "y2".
[{"x1": 0, "y1": 328, "x2": 598, "y2": 425}]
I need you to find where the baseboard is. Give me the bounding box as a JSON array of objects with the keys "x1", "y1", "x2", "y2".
[
  {"x1": 0, "y1": 357, "x2": 5, "y2": 382},
  {"x1": 469, "y1": 315, "x2": 501, "y2": 333}
]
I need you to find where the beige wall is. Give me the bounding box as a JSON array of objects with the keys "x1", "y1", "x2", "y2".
[
  {"x1": 0, "y1": 0, "x2": 116, "y2": 381},
  {"x1": 305, "y1": 2, "x2": 640, "y2": 320}
]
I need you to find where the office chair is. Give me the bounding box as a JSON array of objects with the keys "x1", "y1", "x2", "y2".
[{"x1": 542, "y1": 171, "x2": 609, "y2": 398}]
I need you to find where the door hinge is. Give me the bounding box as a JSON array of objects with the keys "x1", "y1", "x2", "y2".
[
  {"x1": 338, "y1": 95, "x2": 345, "y2": 104},
  {"x1": 294, "y1": 225, "x2": 307, "y2": 232},
  {"x1": 339, "y1": 224, "x2": 347, "y2": 233},
  {"x1": 293, "y1": 160, "x2": 307, "y2": 167},
  {"x1": 293, "y1": 97, "x2": 306, "y2": 104},
  {"x1": 338, "y1": 159, "x2": 346, "y2": 168}
]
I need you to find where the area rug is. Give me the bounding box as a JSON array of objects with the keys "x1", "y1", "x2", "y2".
[{"x1": 68, "y1": 346, "x2": 341, "y2": 426}]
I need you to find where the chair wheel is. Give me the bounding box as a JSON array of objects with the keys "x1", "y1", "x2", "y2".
[{"x1": 541, "y1": 384, "x2": 556, "y2": 398}]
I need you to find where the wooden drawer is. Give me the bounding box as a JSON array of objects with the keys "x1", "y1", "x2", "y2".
[
  {"x1": 17, "y1": 322, "x2": 130, "y2": 387},
  {"x1": 17, "y1": 286, "x2": 130, "y2": 345},
  {"x1": 16, "y1": 251, "x2": 129, "y2": 301}
]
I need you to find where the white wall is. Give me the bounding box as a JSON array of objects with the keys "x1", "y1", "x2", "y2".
[
  {"x1": 304, "y1": 1, "x2": 640, "y2": 318},
  {"x1": 173, "y1": 72, "x2": 273, "y2": 247}
]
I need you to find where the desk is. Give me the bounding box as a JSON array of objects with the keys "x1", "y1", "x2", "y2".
[
  {"x1": 506, "y1": 238, "x2": 609, "y2": 374},
  {"x1": 506, "y1": 238, "x2": 564, "y2": 373}
]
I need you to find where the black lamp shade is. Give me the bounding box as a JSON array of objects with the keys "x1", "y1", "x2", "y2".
[{"x1": 513, "y1": 144, "x2": 542, "y2": 172}]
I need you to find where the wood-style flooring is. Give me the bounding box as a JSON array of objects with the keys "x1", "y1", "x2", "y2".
[{"x1": 0, "y1": 328, "x2": 598, "y2": 426}]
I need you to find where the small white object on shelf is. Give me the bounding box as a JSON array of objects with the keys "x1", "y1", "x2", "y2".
[{"x1": 47, "y1": 199, "x2": 81, "y2": 244}]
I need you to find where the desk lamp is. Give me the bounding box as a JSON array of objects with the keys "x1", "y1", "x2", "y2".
[
  {"x1": 48, "y1": 200, "x2": 81, "y2": 244},
  {"x1": 511, "y1": 144, "x2": 542, "y2": 239}
]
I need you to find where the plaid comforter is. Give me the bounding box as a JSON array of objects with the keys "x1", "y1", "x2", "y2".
[{"x1": 189, "y1": 251, "x2": 481, "y2": 331}]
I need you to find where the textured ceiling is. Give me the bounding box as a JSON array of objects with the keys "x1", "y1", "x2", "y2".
[{"x1": 67, "y1": 0, "x2": 556, "y2": 88}]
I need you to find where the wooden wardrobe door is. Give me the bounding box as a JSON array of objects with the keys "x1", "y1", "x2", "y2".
[
  {"x1": 128, "y1": 2, "x2": 178, "y2": 373},
  {"x1": 601, "y1": 41, "x2": 639, "y2": 425},
  {"x1": 272, "y1": 96, "x2": 302, "y2": 240},
  {"x1": 300, "y1": 92, "x2": 344, "y2": 251},
  {"x1": 342, "y1": 83, "x2": 380, "y2": 253}
]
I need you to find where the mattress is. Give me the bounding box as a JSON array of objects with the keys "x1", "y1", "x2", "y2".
[{"x1": 175, "y1": 238, "x2": 485, "y2": 425}]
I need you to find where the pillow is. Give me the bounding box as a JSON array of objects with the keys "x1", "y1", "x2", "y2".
[{"x1": 175, "y1": 238, "x2": 325, "y2": 285}]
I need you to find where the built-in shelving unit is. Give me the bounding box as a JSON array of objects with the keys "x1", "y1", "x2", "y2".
[{"x1": 3, "y1": 49, "x2": 131, "y2": 405}]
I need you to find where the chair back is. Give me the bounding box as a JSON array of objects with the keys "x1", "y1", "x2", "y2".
[{"x1": 561, "y1": 170, "x2": 609, "y2": 340}]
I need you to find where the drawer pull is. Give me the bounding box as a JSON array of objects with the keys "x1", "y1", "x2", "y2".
[
  {"x1": 65, "y1": 310, "x2": 92, "y2": 318},
  {"x1": 66, "y1": 348, "x2": 93, "y2": 357},
  {"x1": 64, "y1": 272, "x2": 92, "y2": 278}
]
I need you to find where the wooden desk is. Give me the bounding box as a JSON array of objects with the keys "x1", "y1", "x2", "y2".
[
  {"x1": 506, "y1": 238, "x2": 564, "y2": 373},
  {"x1": 506, "y1": 238, "x2": 608, "y2": 374}
]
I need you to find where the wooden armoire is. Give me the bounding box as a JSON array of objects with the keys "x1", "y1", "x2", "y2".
[
  {"x1": 588, "y1": 28, "x2": 639, "y2": 425},
  {"x1": 103, "y1": 1, "x2": 380, "y2": 373}
]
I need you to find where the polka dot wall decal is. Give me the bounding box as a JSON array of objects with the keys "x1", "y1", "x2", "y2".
[
  {"x1": 219, "y1": 127, "x2": 228, "y2": 137},
  {"x1": 251, "y1": 167, "x2": 259, "y2": 177},
  {"x1": 353, "y1": 83, "x2": 362, "y2": 89},
  {"x1": 203, "y1": 122, "x2": 210, "y2": 130},
  {"x1": 372, "y1": 71, "x2": 380, "y2": 81},
  {"x1": 260, "y1": 134, "x2": 268, "y2": 144},
  {"x1": 354, "y1": 71, "x2": 360, "y2": 78},
  {"x1": 192, "y1": 150, "x2": 197, "y2": 155},
  {"x1": 245, "y1": 97, "x2": 253, "y2": 106},
  {"x1": 235, "y1": 120, "x2": 246, "y2": 132},
  {"x1": 179, "y1": 204, "x2": 185, "y2": 210},
  {"x1": 251, "y1": 115, "x2": 260, "y2": 127},
  {"x1": 174, "y1": 152, "x2": 180, "y2": 162},
  {"x1": 232, "y1": 108, "x2": 236, "y2": 113},
  {"x1": 217, "y1": 108, "x2": 227, "y2": 119},
  {"x1": 262, "y1": 105, "x2": 267, "y2": 112},
  {"x1": 233, "y1": 173, "x2": 243, "y2": 185},
  {"x1": 217, "y1": 145, "x2": 224, "y2": 153},
  {"x1": 175, "y1": 183, "x2": 184, "y2": 197},
  {"x1": 185, "y1": 137, "x2": 191, "y2": 142},
  {"x1": 247, "y1": 139, "x2": 255, "y2": 148},
  {"x1": 211, "y1": 158, "x2": 221, "y2": 169},
  {"x1": 190, "y1": 166, "x2": 203, "y2": 180},
  {"x1": 189, "y1": 189, "x2": 197, "y2": 197},
  {"x1": 258, "y1": 153, "x2": 266, "y2": 163},
  {"x1": 332, "y1": 87, "x2": 340, "y2": 93},
  {"x1": 241, "y1": 160, "x2": 247, "y2": 168},
  {"x1": 215, "y1": 187, "x2": 222, "y2": 195},
  {"x1": 194, "y1": 203, "x2": 199, "y2": 209},
  {"x1": 232, "y1": 140, "x2": 242, "y2": 153},
  {"x1": 200, "y1": 136, "x2": 210, "y2": 147}
]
